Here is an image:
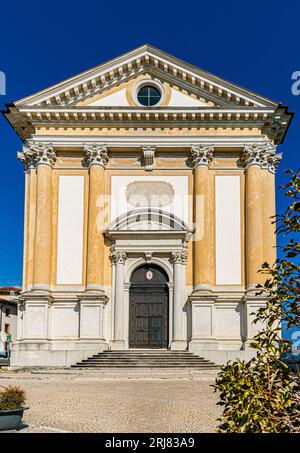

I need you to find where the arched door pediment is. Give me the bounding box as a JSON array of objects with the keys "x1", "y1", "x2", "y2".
[{"x1": 106, "y1": 208, "x2": 192, "y2": 233}]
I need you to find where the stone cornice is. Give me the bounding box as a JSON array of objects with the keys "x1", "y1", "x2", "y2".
[
  {"x1": 241, "y1": 141, "x2": 282, "y2": 173},
  {"x1": 17, "y1": 142, "x2": 56, "y2": 169},
  {"x1": 190, "y1": 144, "x2": 214, "y2": 168},
  {"x1": 83, "y1": 143, "x2": 109, "y2": 167},
  {"x1": 6, "y1": 105, "x2": 291, "y2": 145}
]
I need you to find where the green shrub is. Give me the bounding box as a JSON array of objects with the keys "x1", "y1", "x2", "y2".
[
  {"x1": 0, "y1": 386, "x2": 26, "y2": 410},
  {"x1": 213, "y1": 169, "x2": 300, "y2": 433}
]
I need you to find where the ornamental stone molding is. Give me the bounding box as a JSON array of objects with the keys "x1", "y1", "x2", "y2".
[
  {"x1": 144, "y1": 251, "x2": 153, "y2": 263},
  {"x1": 242, "y1": 141, "x2": 282, "y2": 173},
  {"x1": 190, "y1": 144, "x2": 214, "y2": 168},
  {"x1": 84, "y1": 144, "x2": 109, "y2": 168},
  {"x1": 17, "y1": 142, "x2": 56, "y2": 170},
  {"x1": 263, "y1": 143, "x2": 283, "y2": 174},
  {"x1": 142, "y1": 146, "x2": 156, "y2": 171},
  {"x1": 109, "y1": 248, "x2": 127, "y2": 265},
  {"x1": 170, "y1": 249, "x2": 188, "y2": 265}
]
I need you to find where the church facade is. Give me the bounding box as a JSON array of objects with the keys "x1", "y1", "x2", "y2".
[{"x1": 4, "y1": 45, "x2": 292, "y2": 366}]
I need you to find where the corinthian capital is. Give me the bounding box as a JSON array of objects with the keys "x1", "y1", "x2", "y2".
[
  {"x1": 242, "y1": 142, "x2": 282, "y2": 173},
  {"x1": 190, "y1": 144, "x2": 214, "y2": 168},
  {"x1": 109, "y1": 247, "x2": 127, "y2": 265},
  {"x1": 84, "y1": 144, "x2": 109, "y2": 168},
  {"x1": 170, "y1": 249, "x2": 188, "y2": 265},
  {"x1": 17, "y1": 142, "x2": 55, "y2": 170},
  {"x1": 17, "y1": 144, "x2": 36, "y2": 171},
  {"x1": 263, "y1": 142, "x2": 283, "y2": 174}
]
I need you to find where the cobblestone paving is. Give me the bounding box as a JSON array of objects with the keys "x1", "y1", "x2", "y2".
[{"x1": 0, "y1": 371, "x2": 221, "y2": 433}]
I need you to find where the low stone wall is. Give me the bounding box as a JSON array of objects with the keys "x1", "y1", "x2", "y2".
[
  {"x1": 10, "y1": 341, "x2": 108, "y2": 367},
  {"x1": 192, "y1": 349, "x2": 256, "y2": 365}
]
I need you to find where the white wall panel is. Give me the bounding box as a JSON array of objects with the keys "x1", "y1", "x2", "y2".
[
  {"x1": 51, "y1": 304, "x2": 79, "y2": 338},
  {"x1": 111, "y1": 175, "x2": 189, "y2": 224},
  {"x1": 89, "y1": 88, "x2": 128, "y2": 106},
  {"x1": 169, "y1": 88, "x2": 207, "y2": 107},
  {"x1": 56, "y1": 176, "x2": 84, "y2": 284},
  {"x1": 215, "y1": 176, "x2": 242, "y2": 285}
]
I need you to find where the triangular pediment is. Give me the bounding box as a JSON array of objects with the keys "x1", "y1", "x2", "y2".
[
  {"x1": 13, "y1": 44, "x2": 278, "y2": 109},
  {"x1": 4, "y1": 44, "x2": 293, "y2": 145}
]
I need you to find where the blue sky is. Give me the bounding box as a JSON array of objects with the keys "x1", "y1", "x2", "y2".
[{"x1": 0, "y1": 1, "x2": 299, "y2": 295}]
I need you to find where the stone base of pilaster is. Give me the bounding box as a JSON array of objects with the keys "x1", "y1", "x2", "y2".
[
  {"x1": 192, "y1": 284, "x2": 213, "y2": 295},
  {"x1": 244, "y1": 293, "x2": 268, "y2": 341},
  {"x1": 85, "y1": 284, "x2": 106, "y2": 294},
  {"x1": 189, "y1": 339, "x2": 218, "y2": 351},
  {"x1": 170, "y1": 340, "x2": 188, "y2": 350},
  {"x1": 109, "y1": 340, "x2": 126, "y2": 350}
]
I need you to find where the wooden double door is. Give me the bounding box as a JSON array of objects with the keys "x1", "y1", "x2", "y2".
[{"x1": 129, "y1": 265, "x2": 169, "y2": 348}]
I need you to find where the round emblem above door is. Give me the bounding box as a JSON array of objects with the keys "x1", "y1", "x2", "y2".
[{"x1": 146, "y1": 270, "x2": 153, "y2": 280}]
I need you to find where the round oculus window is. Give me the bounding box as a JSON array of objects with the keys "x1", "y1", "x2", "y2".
[{"x1": 137, "y1": 85, "x2": 161, "y2": 106}]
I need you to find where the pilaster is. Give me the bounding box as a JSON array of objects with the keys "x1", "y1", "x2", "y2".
[
  {"x1": 170, "y1": 249, "x2": 188, "y2": 350},
  {"x1": 84, "y1": 144, "x2": 109, "y2": 293},
  {"x1": 109, "y1": 247, "x2": 127, "y2": 349},
  {"x1": 242, "y1": 141, "x2": 282, "y2": 292},
  {"x1": 18, "y1": 142, "x2": 56, "y2": 293},
  {"x1": 191, "y1": 144, "x2": 214, "y2": 293}
]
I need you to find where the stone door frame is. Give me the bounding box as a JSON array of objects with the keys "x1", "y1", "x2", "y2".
[{"x1": 106, "y1": 211, "x2": 192, "y2": 350}]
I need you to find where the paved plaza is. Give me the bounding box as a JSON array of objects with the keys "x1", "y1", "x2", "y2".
[{"x1": 0, "y1": 370, "x2": 221, "y2": 433}]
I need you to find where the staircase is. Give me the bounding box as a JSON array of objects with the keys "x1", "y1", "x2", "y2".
[{"x1": 71, "y1": 349, "x2": 218, "y2": 369}]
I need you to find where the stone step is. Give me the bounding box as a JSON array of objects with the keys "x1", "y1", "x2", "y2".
[
  {"x1": 99, "y1": 351, "x2": 194, "y2": 354},
  {"x1": 93, "y1": 354, "x2": 204, "y2": 356},
  {"x1": 76, "y1": 362, "x2": 214, "y2": 367},
  {"x1": 72, "y1": 350, "x2": 218, "y2": 369},
  {"x1": 79, "y1": 356, "x2": 209, "y2": 362},
  {"x1": 94, "y1": 352, "x2": 203, "y2": 357},
  {"x1": 79, "y1": 359, "x2": 211, "y2": 365},
  {"x1": 86, "y1": 356, "x2": 206, "y2": 361},
  {"x1": 71, "y1": 364, "x2": 218, "y2": 368}
]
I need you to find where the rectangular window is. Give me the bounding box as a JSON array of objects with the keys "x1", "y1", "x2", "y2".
[
  {"x1": 4, "y1": 324, "x2": 10, "y2": 334},
  {"x1": 5, "y1": 308, "x2": 10, "y2": 317}
]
